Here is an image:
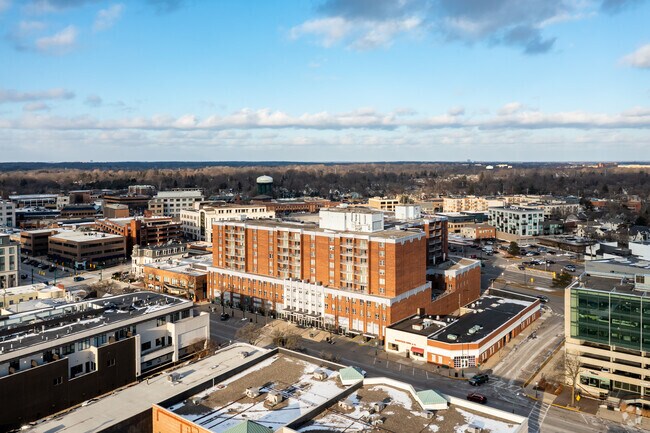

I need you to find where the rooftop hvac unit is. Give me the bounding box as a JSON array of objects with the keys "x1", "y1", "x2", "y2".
[
  {"x1": 191, "y1": 397, "x2": 202, "y2": 405},
  {"x1": 422, "y1": 411, "x2": 434, "y2": 419},
  {"x1": 467, "y1": 425, "x2": 483, "y2": 433},
  {"x1": 266, "y1": 390, "x2": 284, "y2": 405},
  {"x1": 167, "y1": 372, "x2": 180, "y2": 383},
  {"x1": 370, "y1": 414, "x2": 383, "y2": 426},
  {"x1": 313, "y1": 369, "x2": 328, "y2": 381},
  {"x1": 338, "y1": 399, "x2": 354, "y2": 411},
  {"x1": 239, "y1": 351, "x2": 249, "y2": 359},
  {"x1": 371, "y1": 402, "x2": 386, "y2": 413},
  {"x1": 245, "y1": 387, "x2": 260, "y2": 398}
]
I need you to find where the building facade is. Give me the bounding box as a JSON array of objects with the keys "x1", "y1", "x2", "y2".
[
  {"x1": 0, "y1": 200, "x2": 16, "y2": 227},
  {"x1": 48, "y1": 231, "x2": 127, "y2": 268},
  {"x1": 565, "y1": 278, "x2": 650, "y2": 401},
  {"x1": 148, "y1": 189, "x2": 204, "y2": 218},
  {"x1": 19, "y1": 229, "x2": 56, "y2": 257},
  {"x1": 368, "y1": 197, "x2": 400, "y2": 212},
  {"x1": 132, "y1": 242, "x2": 189, "y2": 278},
  {"x1": 488, "y1": 206, "x2": 544, "y2": 236},
  {"x1": 0, "y1": 234, "x2": 19, "y2": 289},
  {"x1": 460, "y1": 223, "x2": 496, "y2": 240},
  {"x1": 143, "y1": 256, "x2": 210, "y2": 301},
  {"x1": 443, "y1": 196, "x2": 505, "y2": 213},
  {"x1": 0, "y1": 292, "x2": 209, "y2": 431},
  {"x1": 180, "y1": 203, "x2": 275, "y2": 242}
]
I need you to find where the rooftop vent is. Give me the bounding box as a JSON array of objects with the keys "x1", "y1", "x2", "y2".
[{"x1": 446, "y1": 334, "x2": 458, "y2": 341}]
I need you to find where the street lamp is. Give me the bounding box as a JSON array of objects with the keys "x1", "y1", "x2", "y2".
[{"x1": 535, "y1": 381, "x2": 539, "y2": 399}]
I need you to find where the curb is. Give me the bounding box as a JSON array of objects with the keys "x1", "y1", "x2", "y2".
[
  {"x1": 522, "y1": 338, "x2": 565, "y2": 388},
  {"x1": 524, "y1": 392, "x2": 582, "y2": 412}
]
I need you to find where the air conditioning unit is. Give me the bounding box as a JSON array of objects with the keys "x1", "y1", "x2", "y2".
[{"x1": 245, "y1": 387, "x2": 260, "y2": 398}]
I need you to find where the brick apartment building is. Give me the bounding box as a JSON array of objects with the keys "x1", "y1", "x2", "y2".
[
  {"x1": 250, "y1": 198, "x2": 336, "y2": 214},
  {"x1": 207, "y1": 208, "x2": 476, "y2": 340}
]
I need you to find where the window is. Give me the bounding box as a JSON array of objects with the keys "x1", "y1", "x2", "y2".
[
  {"x1": 141, "y1": 341, "x2": 152, "y2": 351},
  {"x1": 53, "y1": 376, "x2": 63, "y2": 386},
  {"x1": 107, "y1": 358, "x2": 116, "y2": 367}
]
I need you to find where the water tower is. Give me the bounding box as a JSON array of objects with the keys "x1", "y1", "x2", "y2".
[{"x1": 256, "y1": 175, "x2": 273, "y2": 196}]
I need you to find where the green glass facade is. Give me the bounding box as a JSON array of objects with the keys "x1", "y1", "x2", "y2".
[{"x1": 570, "y1": 288, "x2": 650, "y2": 352}]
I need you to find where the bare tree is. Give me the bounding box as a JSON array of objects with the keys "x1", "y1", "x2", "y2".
[
  {"x1": 564, "y1": 350, "x2": 582, "y2": 406},
  {"x1": 236, "y1": 323, "x2": 263, "y2": 345}
]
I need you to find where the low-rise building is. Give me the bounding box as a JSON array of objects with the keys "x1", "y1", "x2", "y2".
[
  {"x1": 435, "y1": 212, "x2": 488, "y2": 234},
  {"x1": 488, "y1": 206, "x2": 544, "y2": 236},
  {"x1": 0, "y1": 292, "x2": 209, "y2": 430},
  {"x1": 148, "y1": 189, "x2": 204, "y2": 218},
  {"x1": 103, "y1": 203, "x2": 130, "y2": 218},
  {"x1": 460, "y1": 223, "x2": 496, "y2": 240},
  {"x1": 131, "y1": 242, "x2": 189, "y2": 278},
  {"x1": 102, "y1": 194, "x2": 151, "y2": 215},
  {"x1": 0, "y1": 234, "x2": 19, "y2": 289},
  {"x1": 59, "y1": 204, "x2": 98, "y2": 219},
  {"x1": 386, "y1": 294, "x2": 540, "y2": 367},
  {"x1": 48, "y1": 230, "x2": 126, "y2": 268},
  {"x1": 19, "y1": 228, "x2": 57, "y2": 256},
  {"x1": 95, "y1": 216, "x2": 183, "y2": 252},
  {"x1": 0, "y1": 283, "x2": 65, "y2": 310},
  {"x1": 143, "y1": 255, "x2": 211, "y2": 301},
  {"x1": 368, "y1": 196, "x2": 400, "y2": 211},
  {"x1": 8, "y1": 194, "x2": 58, "y2": 208},
  {"x1": 128, "y1": 184, "x2": 157, "y2": 196}
]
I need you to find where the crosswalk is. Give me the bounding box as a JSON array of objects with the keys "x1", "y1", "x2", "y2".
[{"x1": 528, "y1": 400, "x2": 551, "y2": 433}]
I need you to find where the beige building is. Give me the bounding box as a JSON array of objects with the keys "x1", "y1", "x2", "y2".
[
  {"x1": 443, "y1": 196, "x2": 505, "y2": 213},
  {"x1": 148, "y1": 189, "x2": 204, "y2": 218},
  {"x1": 0, "y1": 234, "x2": 19, "y2": 289},
  {"x1": 0, "y1": 283, "x2": 64, "y2": 311},
  {"x1": 180, "y1": 202, "x2": 274, "y2": 243},
  {"x1": 368, "y1": 197, "x2": 400, "y2": 212}
]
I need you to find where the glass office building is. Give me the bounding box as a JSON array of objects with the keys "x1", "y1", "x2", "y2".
[{"x1": 566, "y1": 282, "x2": 650, "y2": 400}]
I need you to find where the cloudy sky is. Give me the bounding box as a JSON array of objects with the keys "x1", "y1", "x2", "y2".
[{"x1": 1, "y1": 0, "x2": 649, "y2": 162}]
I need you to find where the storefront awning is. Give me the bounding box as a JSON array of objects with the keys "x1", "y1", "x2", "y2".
[{"x1": 411, "y1": 347, "x2": 425, "y2": 355}]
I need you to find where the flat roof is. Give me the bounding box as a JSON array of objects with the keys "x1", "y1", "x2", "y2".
[
  {"x1": 167, "y1": 354, "x2": 346, "y2": 432},
  {"x1": 1, "y1": 283, "x2": 62, "y2": 296},
  {"x1": 8, "y1": 194, "x2": 58, "y2": 200},
  {"x1": 574, "y1": 274, "x2": 647, "y2": 296},
  {"x1": 154, "y1": 190, "x2": 204, "y2": 198},
  {"x1": 144, "y1": 256, "x2": 212, "y2": 276},
  {"x1": 0, "y1": 292, "x2": 189, "y2": 357},
  {"x1": 428, "y1": 296, "x2": 533, "y2": 344},
  {"x1": 29, "y1": 344, "x2": 269, "y2": 433},
  {"x1": 49, "y1": 230, "x2": 124, "y2": 242},
  {"x1": 389, "y1": 296, "x2": 536, "y2": 344},
  {"x1": 218, "y1": 219, "x2": 422, "y2": 241},
  {"x1": 320, "y1": 207, "x2": 382, "y2": 215}
]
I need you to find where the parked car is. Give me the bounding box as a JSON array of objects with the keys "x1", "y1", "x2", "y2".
[
  {"x1": 467, "y1": 392, "x2": 488, "y2": 404},
  {"x1": 468, "y1": 373, "x2": 489, "y2": 386},
  {"x1": 220, "y1": 313, "x2": 230, "y2": 321},
  {"x1": 518, "y1": 265, "x2": 526, "y2": 270},
  {"x1": 545, "y1": 260, "x2": 556, "y2": 264},
  {"x1": 73, "y1": 276, "x2": 85, "y2": 282},
  {"x1": 564, "y1": 264, "x2": 577, "y2": 272},
  {"x1": 20, "y1": 274, "x2": 28, "y2": 280},
  {"x1": 536, "y1": 295, "x2": 549, "y2": 303}
]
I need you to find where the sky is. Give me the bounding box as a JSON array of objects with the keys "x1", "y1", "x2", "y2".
[{"x1": 0, "y1": 0, "x2": 649, "y2": 162}]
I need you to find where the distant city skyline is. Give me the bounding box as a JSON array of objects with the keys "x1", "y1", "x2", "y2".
[{"x1": 1, "y1": 0, "x2": 649, "y2": 161}]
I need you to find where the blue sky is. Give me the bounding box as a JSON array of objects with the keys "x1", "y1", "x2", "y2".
[{"x1": 0, "y1": 0, "x2": 649, "y2": 162}]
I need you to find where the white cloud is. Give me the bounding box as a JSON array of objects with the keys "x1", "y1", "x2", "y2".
[
  {"x1": 23, "y1": 102, "x2": 50, "y2": 112},
  {"x1": 2, "y1": 105, "x2": 650, "y2": 132},
  {"x1": 621, "y1": 43, "x2": 650, "y2": 69},
  {"x1": 93, "y1": 4, "x2": 124, "y2": 32},
  {"x1": 0, "y1": 87, "x2": 74, "y2": 103},
  {"x1": 35, "y1": 25, "x2": 77, "y2": 53},
  {"x1": 84, "y1": 94, "x2": 103, "y2": 107},
  {"x1": 290, "y1": 17, "x2": 354, "y2": 47}
]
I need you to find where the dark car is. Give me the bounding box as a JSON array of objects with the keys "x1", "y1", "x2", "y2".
[
  {"x1": 467, "y1": 392, "x2": 488, "y2": 404},
  {"x1": 468, "y1": 373, "x2": 489, "y2": 386},
  {"x1": 73, "y1": 276, "x2": 85, "y2": 282},
  {"x1": 545, "y1": 260, "x2": 556, "y2": 264},
  {"x1": 220, "y1": 313, "x2": 230, "y2": 321},
  {"x1": 20, "y1": 273, "x2": 28, "y2": 279},
  {"x1": 536, "y1": 295, "x2": 549, "y2": 303},
  {"x1": 518, "y1": 265, "x2": 526, "y2": 270}
]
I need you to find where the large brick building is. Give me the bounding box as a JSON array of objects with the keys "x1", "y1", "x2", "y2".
[
  {"x1": 95, "y1": 216, "x2": 183, "y2": 254},
  {"x1": 207, "y1": 208, "x2": 472, "y2": 339}
]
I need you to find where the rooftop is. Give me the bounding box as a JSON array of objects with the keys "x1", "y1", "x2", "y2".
[
  {"x1": 154, "y1": 190, "x2": 204, "y2": 198},
  {"x1": 49, "y1": 230, "x2": 124, "y2": 242},
  {"x1": 0, "y1": 292, "x2": 189, "y2": 358},
  {"x1": 389, "y1": 295, "x2": 538, "y2": 344},
  {"x1": 217, "y1": 219, "x2": 423, "y2": 241},
  {"x1": 143, "y1": 255, "x2": 212, "y2": 276},
  {"x1": 575, "y1": 274, "x2": 648, "y2": 296}
]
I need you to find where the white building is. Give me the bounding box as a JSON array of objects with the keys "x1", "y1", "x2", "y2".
[
  {"x1": 148, "y1": 189, "x2": 204, "y2": 218},
  {"x1": 395, "y1": 204, "x2": 421, "y2": 220},
  {"x1": 488, "y1": 206, "x2": 544, "y2": 236},
  {"x1": 0, "y1": 234, "x2": 19, "y2": 289},
  {"x1": 131, "y1": 242, "x2": 189, "y2": 278},
  {"x1": 8, "y1": 194, "x2": 58, "y2": 208},
  {"x1": 319, "y1": 207, "x2": 384, "y2": 232},
  {"x1": 180, "y1": 203, "x2": 275, "y2": 242},
  {"x1": 0, "y1": 200, "x2": 15, "y2": 227}
]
